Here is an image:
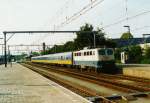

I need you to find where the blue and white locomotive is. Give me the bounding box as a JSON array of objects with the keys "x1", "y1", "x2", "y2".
[{"x1": 31, "y1": 48, "x2": 117, "y2": 73}]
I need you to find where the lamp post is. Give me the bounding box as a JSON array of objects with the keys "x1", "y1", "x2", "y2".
[
  {"x1": 124, "y1": 25, "x2": 130, "y2": 33},
  {"x1": 122, "y1": 26, "x2": 131, "y2": 63},
  {"x1": 0, "y1": 38, "x2": 4, "y2": 64}
]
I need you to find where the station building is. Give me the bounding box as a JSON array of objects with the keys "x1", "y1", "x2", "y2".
[{"x1": 113, "y1": 37, "x2": 150, "y2": 64}]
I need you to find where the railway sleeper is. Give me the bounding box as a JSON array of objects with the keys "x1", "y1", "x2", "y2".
[
  {"x1": 86, "y1": 96, "x2": 115, "y2": 103},
  {"x1": 88, "y1": 92, "x2": 150, "y2": 103},
  {"x1": 106, "y1": 92, "x2": 150, "y2": 101}
]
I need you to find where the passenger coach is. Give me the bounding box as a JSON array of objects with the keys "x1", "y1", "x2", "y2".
[{"x1": 32, "y1": 52, "x2": 73, "y2": 65}]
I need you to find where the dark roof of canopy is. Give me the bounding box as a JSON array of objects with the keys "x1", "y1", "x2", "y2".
[{"x1": 113, "y1": 37, "x2": 150, "y2": 47}]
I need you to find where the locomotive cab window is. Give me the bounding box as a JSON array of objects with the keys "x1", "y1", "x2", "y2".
[
  {"x1": 107, "y1": 49, "x2": 113, "y2": 55},
  {"x1": 98, "y1": 49, "x2": 105, "y2": 55}
]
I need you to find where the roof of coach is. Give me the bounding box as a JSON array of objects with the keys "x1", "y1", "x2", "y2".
[
  {"x1": 31, "y1": 52, "x2": 72, "y2": 58},
  {"x1": 74, "y1": 48, "x2": 113, "y2": 53}
]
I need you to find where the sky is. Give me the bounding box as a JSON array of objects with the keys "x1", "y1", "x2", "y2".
[{"x1": 0, "y1": 0, "x2": 150, "y2": 54}]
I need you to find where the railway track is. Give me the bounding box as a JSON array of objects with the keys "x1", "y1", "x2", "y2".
[
  {"x1": 99, "y1": 73, "x2": 150, "y2": 85},
  {"x1": 63, "y1": 68, "x2": 150, "y2": 87},
  {"x1": 22, "y1": 62, "x2": 150, "y2": 103},
  {"x1": 27, "y1": 62, "x2": 150, "y2": 92},
  {"x1": 70, "y1": 70, "x2": 150, "y2": 88},
  {"x1": 22, "y1": 63, "x2": 115, "y2": 103},
  {"x1": 26, "y1": 62, "x2": 150, "y2": 85}
]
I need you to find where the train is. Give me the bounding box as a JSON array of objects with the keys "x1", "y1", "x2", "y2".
[{"x1": 31, "y1": 48, "x2": 118, "y2": 73}]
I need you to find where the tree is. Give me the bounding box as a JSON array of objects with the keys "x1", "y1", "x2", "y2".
[
  {"x1": 105, "y1": 39, "x2": 117, "y2": 48},
  {"x1": 141, "y1": 47, "x2": 150, "y2": 64},
  {"x1": 128, "y1": 45, "x2": 142, "y2": 63},
  {"x1": 13, "y1": 53, "x2": 28, "y2": 62},
  {"x1": 31, "y1": 52, "x2": 40, "y2": 56},
  {"x1": 74, "y1": 23, "x2": 106, "y2": 49},
  {"x1": 39, "y1": 23, "x2": 117, "y2": 55},
  {"x1": 114, "y1": 48, "x2": 122, "y2": 62},
  {"x1": 63, "y1": 41, "x2": 76, "y2": 52},
  {"x1": 121, "y1": 32, "x2": 133, "y2": 40}
]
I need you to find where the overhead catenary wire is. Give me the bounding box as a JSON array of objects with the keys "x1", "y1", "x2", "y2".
[
  {"x1": 24, "y1": 1, "x2": 150, "y2": 47},
  {"x1": 33, "y1": 0, "x2": 133, "y2": 44},
  {"x1": 101, "y1": 10, "x2": 150, "y2": 29},
  {"x1": 6, "y1": 33, "x2": 15, "y2": 42},
  {"x1": 34, "y1": 0, "x2": 105, "y2": 44},
  {"x1": 125, "y1": 0, "x2": 129, "y2": 24},
  {"x1": 56, "y1": 0, "x2": 105, "y2": 29},
  {"x1": 31, "y1": 0, "x2": 72, "y2": 45},
  {"x1": 59, "y1": 0, "x2": 104, "y2": 28}
]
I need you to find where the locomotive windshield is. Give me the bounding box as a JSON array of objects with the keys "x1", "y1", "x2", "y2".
[
  {"x1": 98, "y1": 49, "x2": 113, "y2": 55},
  {"x1": 107, "y1": 49, "x2": 113, "y2": 55},
  {"x1": 98, "y1": 49, "x2": 105, "y2": 55}
]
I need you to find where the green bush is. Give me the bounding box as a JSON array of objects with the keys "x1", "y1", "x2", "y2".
[
  {"x1": 144, "y1": 47, "x2": 150, "y2": 59},
  {"x1": 128, "y1": 45, "x2": 142, "y2": 63},
  {"x1": 141, "y1": 59, "x2": 150, "y2": 64}
]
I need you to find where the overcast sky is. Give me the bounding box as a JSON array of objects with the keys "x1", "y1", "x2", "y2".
[{"x1": 0, "y1": 0, "x2": 150, "y2": 54}]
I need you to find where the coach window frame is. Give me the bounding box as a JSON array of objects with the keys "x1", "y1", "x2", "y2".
[
  {"x1": 90, "y1": 51, "x2": 92, "y2": 55},
  {"x1": 87, "y1": 51, "x2": 89, "y2": 56},
  {"x1": 84, "y1": 52, "x2": 86, "y2": 56}
]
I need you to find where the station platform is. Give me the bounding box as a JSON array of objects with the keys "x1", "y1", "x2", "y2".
[
  {"x1": 121, "y1": 64, "x2": 150, "y2": 79},
  {"x1": 0, "y1": 63, "x2": 90, "y2": 103}
]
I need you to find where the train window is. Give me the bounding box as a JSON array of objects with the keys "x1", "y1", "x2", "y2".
[
  {"x1": 90, "y1": 51, "x2": 92, "y2": 55},
  {"x1": 93, "y1": 51, "x2": 95, "y2": 55},
  {"x1": 84, "y1": 52, "x2": 86, "y2": 56},
  {"x1": 98, "y1": 49, "x2": 105, "y2": 55},
  {"x1": 107, "y1": 49, "x2": 113, "y2": 55},
  {"x1": 87, "y1": 52, "x2": 89, "y2": 56},
  {"x1": 75, "y1": 53, "x2": 77, "y2": 56},
  {"x1": 78, "y1": 52, "x2": 81, "y2": 56},
  {"x1": 77, "y1": 53, "x2": 79, "y2": 56},
  {"x1": 61, "y1": 56, "x2": 63, "y2": 60}
]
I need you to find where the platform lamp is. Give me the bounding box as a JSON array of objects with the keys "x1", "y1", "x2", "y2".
[
  {"x1": 123, "y1": 25, "x2": 131, "y2": 34},
  {"x1": 122, "y1": 26, "x2": 131, "y2": 63},
  {"x1": 123, "y1": 25, "x2": 133, "y2": 46}
]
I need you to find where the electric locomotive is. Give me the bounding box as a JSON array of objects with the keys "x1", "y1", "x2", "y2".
[{"x1": 73, "y1": 48, "x2": 116, "y2": 73}]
